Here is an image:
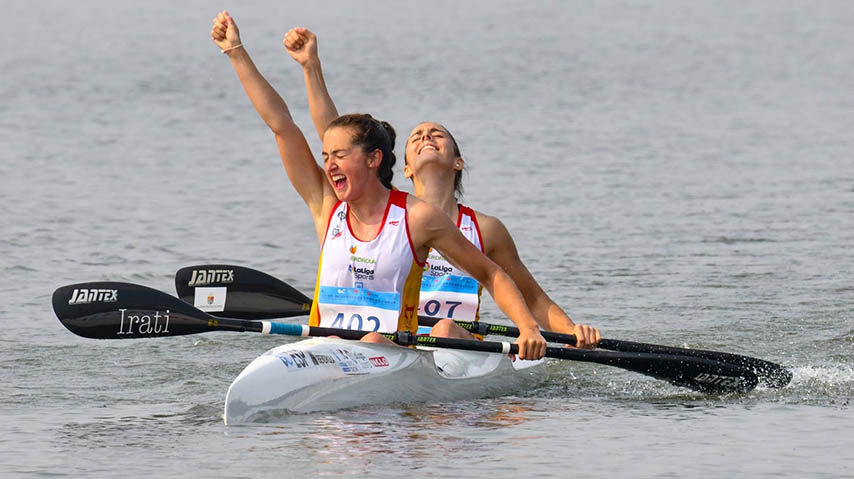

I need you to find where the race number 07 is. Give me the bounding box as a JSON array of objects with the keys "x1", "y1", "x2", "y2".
[{"x1": 422, "y1": 300, "x2": 462, "y2": 318}]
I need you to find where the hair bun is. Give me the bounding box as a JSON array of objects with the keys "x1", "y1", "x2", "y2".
[{"x1": 380, "y1": 120, "x2": 396, "y2": 144}]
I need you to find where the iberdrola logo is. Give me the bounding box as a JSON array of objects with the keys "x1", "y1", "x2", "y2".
[{"x1": 349, "y1": 245, "x2": 377, "y2": 265}]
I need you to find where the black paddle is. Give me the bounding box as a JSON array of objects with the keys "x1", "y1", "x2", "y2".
[
  {"x1": 174, "y1": 265, "x2": 310, "y2": 319},
  {"x1": 175, "y1": 264, "x2": 791, "y2": 389},
  {"x1": 54, "y1": 280, "x2": 758, "y2": 394}
]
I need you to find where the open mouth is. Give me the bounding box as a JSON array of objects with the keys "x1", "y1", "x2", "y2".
[
  {"x1": 419, "y1": 144, "x2": 438, "y2": 154},
  {"x1": 331, "y1": 174, "x2": 347, "y2": 190}
]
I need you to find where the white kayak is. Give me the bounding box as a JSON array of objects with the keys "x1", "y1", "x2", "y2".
[{"x1": 224, "y1": 337, "x2": 547, "y2": 424}]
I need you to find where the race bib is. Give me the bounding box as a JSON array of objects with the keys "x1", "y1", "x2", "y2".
[
  {"x1": 317, "y1": 286, "x2": 401, "y2": 333},
  {"x1": 418, "y1": 274, "x2": 479, "y2": 321}
]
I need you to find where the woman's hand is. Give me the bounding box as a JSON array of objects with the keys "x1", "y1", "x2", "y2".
[
  {"x1": 515, "y1": 327, "x2": 547, "y2": 360},
  {"x1": 571, "y1": 323, "x2": 601, "y2": 349},
  {"x1": 211, "y1": 11, "x2": 242, "y2": 52},
  {"x1": 284, "y1": 27, "x2": 319, "y2": 67}
]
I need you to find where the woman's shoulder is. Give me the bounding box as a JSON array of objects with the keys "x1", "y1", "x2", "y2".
[
  {"x1": 406, "y1": 194, "x2": 443, "y2": 224},
  {"x1": 465, "y1": 206, "x2": 503, "y2": 234},
  {"x1": 463, "y1": 205, "x2": 516, "y2": 257}
]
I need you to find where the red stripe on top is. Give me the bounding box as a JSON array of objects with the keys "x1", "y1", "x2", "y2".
[
  {"x1": 400, "y1": 191, "x2": 426, "y2": 267},
  {"x1": 319, "y1": 200, "x2": 343, "y2": 250},
  {"x1": 345, "y1": 190, "x2": 397, "y2": 242},
  {"x1": 459, "y1": 204, "x2": 485, "y2": 253}
]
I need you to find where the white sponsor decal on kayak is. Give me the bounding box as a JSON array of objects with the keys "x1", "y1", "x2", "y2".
[
  {"x1": 277, "y1": 351, "x2": 310, "y2": 370},
  {"x1": 187, "y1": 269, "x2": 234, "y2": 287},
  {"x1": 310, "y1": 352, "x2": 337, "y2": 366},
  {"x1": 276, "y1": 351, "x2": 338, "y2": 371},
  {"x1": 369, "y1": 356, "x2": 389, "y2": 367},
  {"x1": 693, "y1": 373, "x2": 742, "y2": 388},
  {"x1": 194, "y1": 287, "x2": 227, "y2": 312},
  {"x1": 276, "y1": 346, "x2": 378, "y2": 374},
  {"x1": 117, "y1": 309, "x2": 170, "y2": 335},
  {"x1": 68, "y1": 288, "x2": 118, "y2": 305},
  {"x1": 331, "y1": 347, "x2": 375, "y2": 374}
]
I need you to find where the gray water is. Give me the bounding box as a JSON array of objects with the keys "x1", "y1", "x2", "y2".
[{"x1": 2, "y1": 0, "x2": 853, "y2": 477}]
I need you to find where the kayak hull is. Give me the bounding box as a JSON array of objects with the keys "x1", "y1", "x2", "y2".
[{"x1": 224, "y1": 337, "x2": 546, "y2": 424}]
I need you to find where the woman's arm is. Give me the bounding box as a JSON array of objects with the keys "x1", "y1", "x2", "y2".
[
  {"x1": 212, "y1": 12, "x2": 334, "y2": 237},
  {"x1": 407, "y1": 198, "x2": 547, "y2": 360},
  {"x1": 283, "y1": 28, "x2": 340, "y2": 141},
  {"x1": 479, "y1": 213, "x2": 601, "y2": 348}
]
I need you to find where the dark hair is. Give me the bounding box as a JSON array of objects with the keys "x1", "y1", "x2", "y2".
[
  {"x1": 404, "y1": 123, "x2": 465, "y2": 200},
  {"x1": 443, "y1": 126, "x2": 465, "y2": 200},
  {"x1": 326, "y1": 114, "x2": 396, "y2": 190}
]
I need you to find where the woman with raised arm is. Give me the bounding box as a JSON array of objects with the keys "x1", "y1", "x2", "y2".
[
  {"x1": 210, "y1": 12, "x2": 547, "y2": 360},
  {"x1": 282, "y1": 27, "x2": 601, "y2": 348}
]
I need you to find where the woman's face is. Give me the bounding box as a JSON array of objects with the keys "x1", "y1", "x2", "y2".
[
  {"x1": 322, "y1": 126, "x2": 381, "y2": 201},
  {"x1": 404, "y1": 122, "x2": 461, "y2": 179}
]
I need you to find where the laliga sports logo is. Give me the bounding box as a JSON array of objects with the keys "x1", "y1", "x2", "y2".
[
  {"x1": 429, "y1": 263, "x2": 453, "y2": 276},
  {"x1": 68, "y1": 288, "x2": 118, "y2": 305},
  {"x1": 207, "y1": 294, "x2": 215, "y2": 305},
  {"x1": 423, "y1": 261, "x2": 430, "y2": 272},
  {"x1": 349, "y1": 264, "x2": 375, "y2": 280}
]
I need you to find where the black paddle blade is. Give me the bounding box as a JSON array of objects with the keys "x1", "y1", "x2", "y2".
[
  {"x1": 53, "y1": 282, "x2": 229, "y2": 339},
  {"x1": 175, "y1": 264, "x2": 312, "y2": 319},
  {"x1": 599, "y1": 339, "x2": 792, "y2": 389},
  {"x1": 551, "y1": 348, "x2": 759, "y2": 394},
  {"x1": 748, "y1": 363, "x2": 792, "y2": 389}
]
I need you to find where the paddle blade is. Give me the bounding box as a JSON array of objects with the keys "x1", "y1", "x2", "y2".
[
  {"x1": 748, "y1": 362, "x2": 792, "y2": 389},
  {"x1": 175, "y1": 264, "x2": 312, "y2": 319},
  {"x1": 53, "y1": 282, "x2": 226, "y2": 339},
  {"x1": 599, "y1": 339, "x2": 792, "y2": 389},
  {"x1": 551, "y1": 348, "x2": 759, "y2": 394}
]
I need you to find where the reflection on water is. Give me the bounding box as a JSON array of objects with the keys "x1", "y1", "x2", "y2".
[{"x1": 231, "y1": 400, "x2": 538, "y2": 461}]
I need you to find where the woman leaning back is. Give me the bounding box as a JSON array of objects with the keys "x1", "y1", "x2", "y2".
[
  {"x1": 281, "y1": 27, "x2": 601, "y2": 348},
  {"x1": 211, "y1": 11, "x2": 548, "y2": 360}
]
